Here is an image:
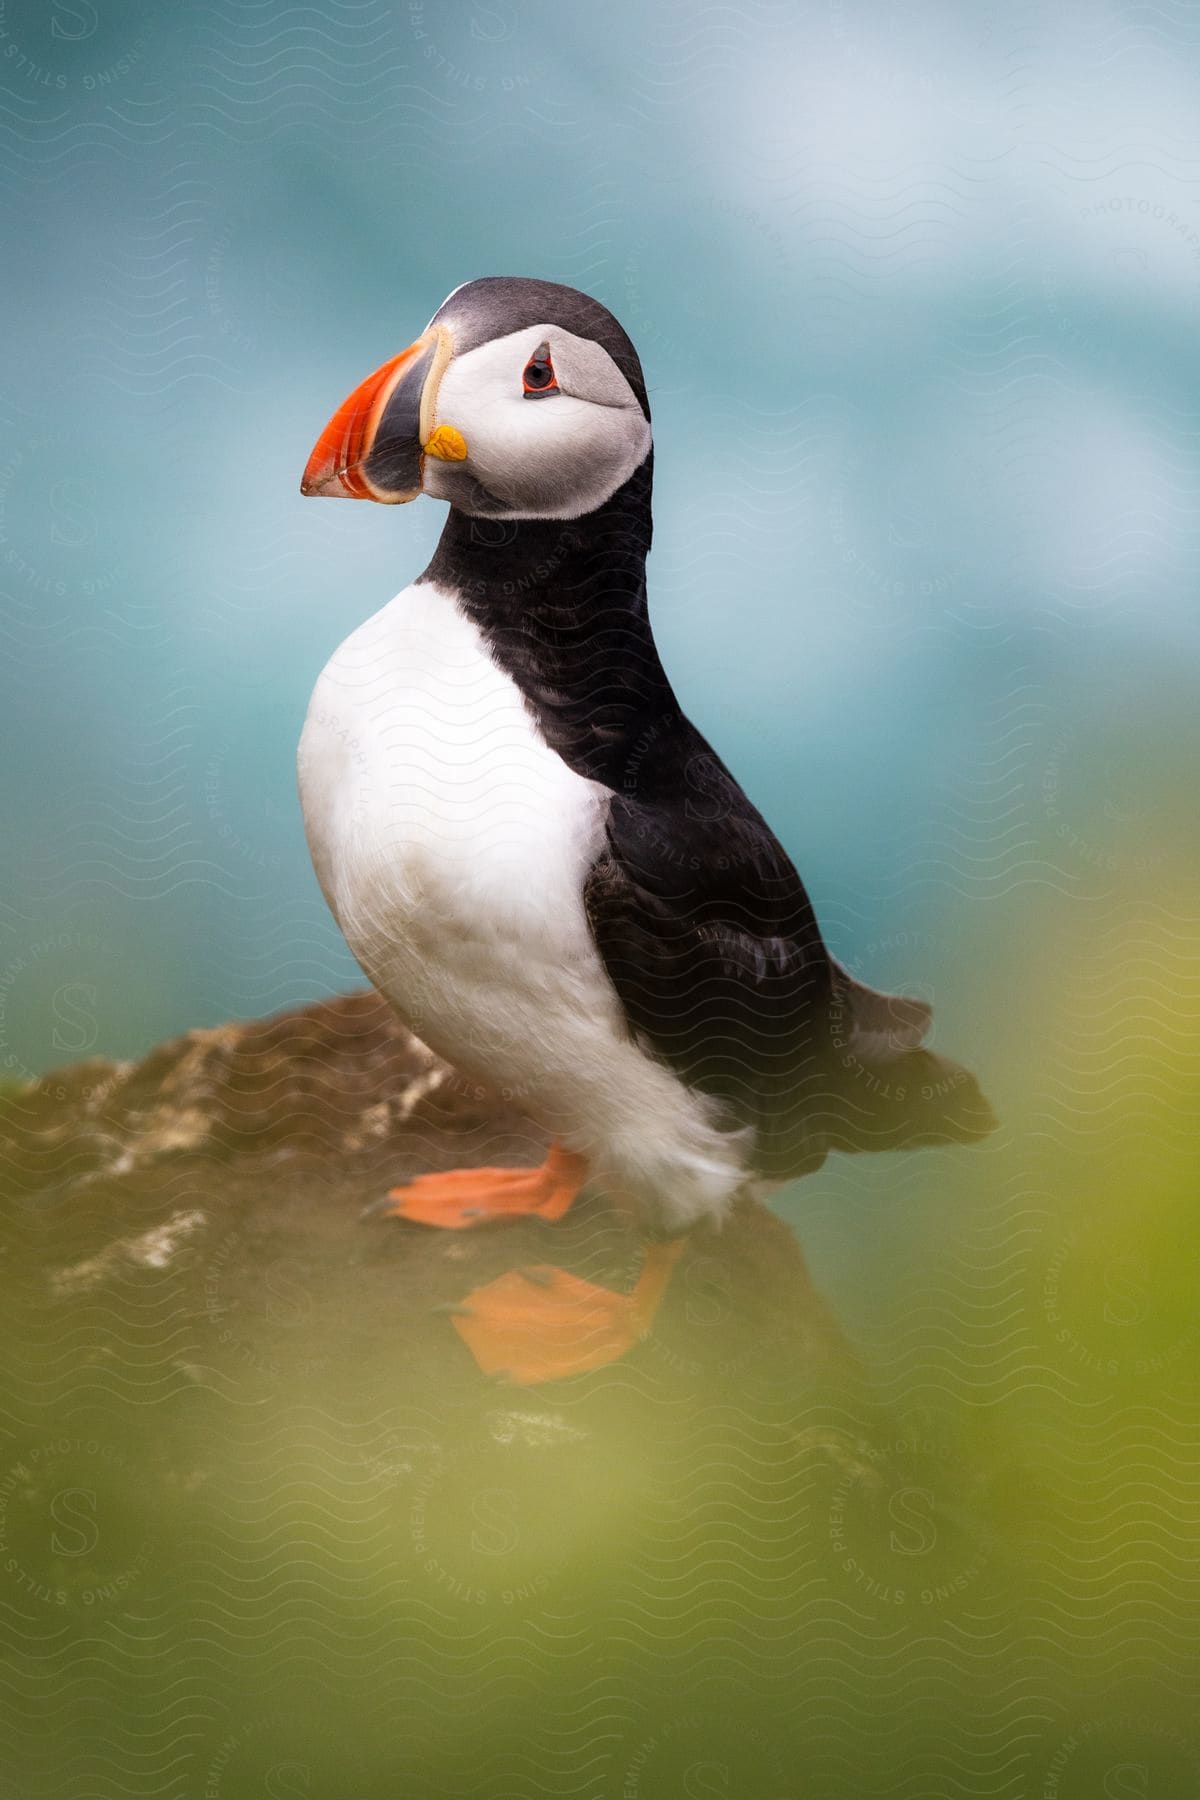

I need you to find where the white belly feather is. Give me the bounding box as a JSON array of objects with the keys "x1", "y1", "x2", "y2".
[{"x1": 298, "y1": 578, "x2": 746, "y2": 1229}]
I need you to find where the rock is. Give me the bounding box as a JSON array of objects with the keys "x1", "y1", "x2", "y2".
[
  {"x1": 0, "y1": 993, "x2": 1001, "y2": 1795},
  {"x1": 0, "y1": 989, "x2": 872, "y2": 1424}
]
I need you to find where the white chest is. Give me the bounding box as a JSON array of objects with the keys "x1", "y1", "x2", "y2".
[
  {"x1": 297, "y1": 579, "x2": 610, "y2": 1058},
  {"x1": 298, "y1": 577, "x2": 751, "y2": 1230}
]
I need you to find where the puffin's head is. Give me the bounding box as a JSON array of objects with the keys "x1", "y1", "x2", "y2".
[{"x1": 300, "y1": 277, "x2": 652, "y2": 522}]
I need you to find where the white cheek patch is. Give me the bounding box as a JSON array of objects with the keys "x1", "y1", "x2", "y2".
[{"x1": 426, "y1": 324, "x2": 652, "y2": 520}]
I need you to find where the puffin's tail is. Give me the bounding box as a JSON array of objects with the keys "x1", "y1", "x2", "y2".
[{"x1": 820, "y1": 961, "x2": 997, "y2": 1154}]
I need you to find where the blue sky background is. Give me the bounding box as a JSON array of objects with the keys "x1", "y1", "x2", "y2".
[{"x1": 3, "y1": 2, "x2": 1199, "y2": 1326}]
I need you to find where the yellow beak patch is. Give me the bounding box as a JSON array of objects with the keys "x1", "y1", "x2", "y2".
[{"x1": 423, "y1": 424, "x2": 468, "y2": 462}]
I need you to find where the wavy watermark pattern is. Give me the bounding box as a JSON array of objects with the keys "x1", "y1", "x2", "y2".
[{"x1": 2, "y1": 0, "x2": 1199, "y2": 1795}]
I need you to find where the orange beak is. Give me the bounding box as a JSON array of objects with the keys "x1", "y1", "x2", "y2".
[{"x1": 300, "y1": 325, "x2": 456, "y2": 503}]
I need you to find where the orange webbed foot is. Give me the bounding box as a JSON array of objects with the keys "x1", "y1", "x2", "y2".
[
  {"x1": 380, "y1": 1141, "x2": 587, "y2": 1230},
  {"x1": 451, "y1": 1239, "x2": 686, "y2": 1383}
]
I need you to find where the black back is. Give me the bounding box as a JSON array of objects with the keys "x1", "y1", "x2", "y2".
[{"x1": 421, "y1": 281, "x2": 995, "y2": 1178}]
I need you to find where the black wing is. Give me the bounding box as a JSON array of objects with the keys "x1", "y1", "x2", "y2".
[{"x1": 584, "y1": 726, "x2": 995, "y2": 1181}]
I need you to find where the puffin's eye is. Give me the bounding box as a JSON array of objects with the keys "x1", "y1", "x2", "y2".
[{"x1": 522, "y1": 343, "x2": 559, "y2": 397}]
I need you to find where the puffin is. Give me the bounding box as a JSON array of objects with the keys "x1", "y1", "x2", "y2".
[{"x1": 297, "y1": 277, "x2": 995, "y2": 1383}]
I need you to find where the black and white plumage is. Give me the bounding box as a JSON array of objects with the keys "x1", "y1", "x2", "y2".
[{"x1": 299, "y1": 277, "x2": 995, "y2": 1236}]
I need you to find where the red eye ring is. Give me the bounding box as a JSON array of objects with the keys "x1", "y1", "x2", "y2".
[{"x1": 522, "y1": 342, "x2": 558, "y2": 397}]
